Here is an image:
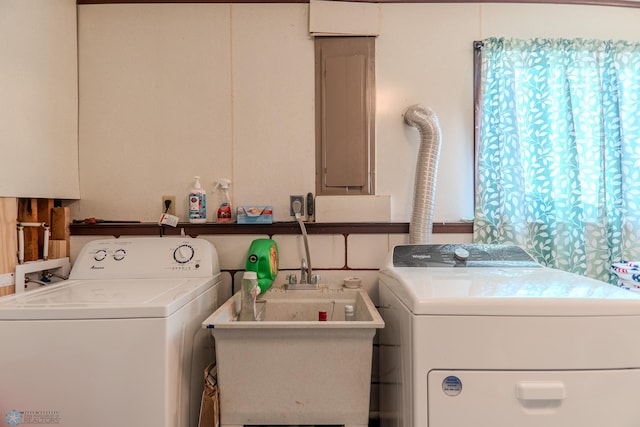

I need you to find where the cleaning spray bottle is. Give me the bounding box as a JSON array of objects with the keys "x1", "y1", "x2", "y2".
[
  {"x1": 215, "y1": 179, "x2": 232, "y2": 223},
  {"x1": 188, "y1": 176, "x2": 207, "y2": 224}
]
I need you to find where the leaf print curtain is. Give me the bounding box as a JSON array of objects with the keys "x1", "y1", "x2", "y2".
[{"x1": 473, "y1": 37, "x2": 640, "y2": 282}]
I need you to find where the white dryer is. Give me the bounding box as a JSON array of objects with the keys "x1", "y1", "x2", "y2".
[
  {"x1": 378, "y1": 243, "x2": 640, "y2": 427},
  {"x1": 0, "y1": 237, "x2": 222, "y2": 427}
]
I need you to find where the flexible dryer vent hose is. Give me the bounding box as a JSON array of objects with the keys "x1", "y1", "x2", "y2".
[{"x1": 403, "y1": 105, "x2": 442, "y2": 244}]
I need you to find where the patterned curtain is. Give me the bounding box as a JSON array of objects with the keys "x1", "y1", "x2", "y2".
[{"x1": 474, "y1": 37, "x2": 640, "y2": 282}]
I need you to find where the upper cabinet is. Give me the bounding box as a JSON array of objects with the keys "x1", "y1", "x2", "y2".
[{"x1": 0, "y1": 0, "x2": 79, "y2": 199}]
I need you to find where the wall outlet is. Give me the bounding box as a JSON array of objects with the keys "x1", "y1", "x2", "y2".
[
  {"x1": 290, "y1": 195, "x2": 305, "y2": 217},
  {"x1": 162, "y1": 196, "x2": 176, "y2": 216}
]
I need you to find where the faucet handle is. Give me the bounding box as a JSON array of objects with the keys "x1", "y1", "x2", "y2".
[
  {"x1": 310, "y1": 274, "x2": 321, "y2": 285},
  {"x1": 286, "y1": 274, "x2": 298, "y2": 285},
  {"x1": 300, "y1": 259, "x2": 308, "y2": 284}
]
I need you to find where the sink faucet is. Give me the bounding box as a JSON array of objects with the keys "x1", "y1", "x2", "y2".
[{"x1": 285, "y1": 201, "x2": 319, "y2": 290}]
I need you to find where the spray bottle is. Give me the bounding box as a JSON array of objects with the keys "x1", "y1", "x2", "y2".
[
  {"x1": 215, "y1": 179, "x2": 232, "y2": 223},
  {"x1": 188, "y1": 176, "x2": 207, "y2": 224},
  {"x1": 238, "y1": 271, "x2": 260, "y2": 321}
]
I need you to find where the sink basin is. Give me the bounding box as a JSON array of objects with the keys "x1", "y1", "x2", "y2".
[
  {"x1": 202, "y1": 287, "x2": 384, "y2": 427},
  {"x1": 205, "y1": 287, "x2": 383, "y2": 325}
]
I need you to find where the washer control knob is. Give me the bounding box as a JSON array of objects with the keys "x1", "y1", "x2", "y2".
[
  {"x1": 94, "y1": 249, "x2": 108, "y2": 262},
  {"x1": 454, "y1": 247, "x2": 470, "y2": 262},
  {"x1": 113, "y1": 249, "x2": 126, "y2": 261},
  {"x1": 174, "y1": 244, "x2": 195, "y2": 264}
]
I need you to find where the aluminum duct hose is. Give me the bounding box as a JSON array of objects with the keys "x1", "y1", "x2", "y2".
[{"x1": 403, "y1": 105, "x2": 442, "y2": 244}]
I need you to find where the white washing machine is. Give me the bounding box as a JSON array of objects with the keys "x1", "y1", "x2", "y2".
[
  {"x1": 0, "y1": 237, "x2": 222, "y2": 427},
  {"x1": 378, "y1": 243, "x2": 640, "y2": 427}
]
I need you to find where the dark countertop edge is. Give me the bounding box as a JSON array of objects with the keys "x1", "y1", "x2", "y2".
[{"x1": 70, "y1": 221, "x2": 473, "y2": 237}]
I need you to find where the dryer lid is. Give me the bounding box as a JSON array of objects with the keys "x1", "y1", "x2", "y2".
[
  {"x1": 380, "y1": 245, "x2": 640, "y2": 316},
  {"x1": 0, "y1": 277, "x2": 215, "y2": 320},
  {"x1": 379, "y1": 267, "x2": 640, "y2": 316}
]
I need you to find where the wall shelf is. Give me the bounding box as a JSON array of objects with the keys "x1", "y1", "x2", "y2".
[
  {"x1": 77, "y1": 0, "x2": 640, "y2": 8},
  {"x1": 70, "y1": 221, "x2": 473, "y2": 237}
]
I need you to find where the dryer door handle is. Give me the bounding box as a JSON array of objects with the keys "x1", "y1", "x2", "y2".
[{"x1": 516, "y1": 381, "x2": 566, "y2": 401}]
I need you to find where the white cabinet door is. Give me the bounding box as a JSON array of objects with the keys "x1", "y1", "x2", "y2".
[
  {"x1": 428, "y1": 369, "x2": 640, "y2": 427},
  {"x1": 0, "y1": 0, "x2": 79, "y2": 199}
]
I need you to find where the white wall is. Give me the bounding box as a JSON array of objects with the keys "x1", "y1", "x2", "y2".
[
  {"x1": 77, "y1": 4, "x2": 233, "y2": 221},
  {"x1": 0, "y1": 0, "x2": 79, "y2": 199},
  {"x1": 75, "y1": 2, "x2": 640, "y2": 223}
]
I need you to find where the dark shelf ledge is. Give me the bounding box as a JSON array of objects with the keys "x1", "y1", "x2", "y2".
[
  {"x1": 77, "y1": 0, "x2": 640, "y2": 9},
  {"x1": 70, "y1": 221, "x2": 473, "y2": 237}
]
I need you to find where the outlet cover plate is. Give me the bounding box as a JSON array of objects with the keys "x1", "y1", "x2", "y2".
[
  {"x1": 290, "y1": 195, "x2": 305, "y2": 217},
  {"x1": 162, "y1": 195, "x2": 176, "y2": 216}
]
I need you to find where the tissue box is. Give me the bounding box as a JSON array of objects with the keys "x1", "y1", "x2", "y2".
[{"x1": 236, "y1": 206, "x2": 273, "y2": 224}]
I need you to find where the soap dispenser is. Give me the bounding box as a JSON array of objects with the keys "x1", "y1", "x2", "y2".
[{"x1": 188, "y1": 176, "x2": 207, "y2": 224}]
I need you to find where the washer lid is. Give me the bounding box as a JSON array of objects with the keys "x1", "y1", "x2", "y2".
[
  {"x1": 379, "y1": 266, "x2": 640, "y2": 316},
  {"x1": 0, "y1": 278, "x2": 215, "y2": 320}
]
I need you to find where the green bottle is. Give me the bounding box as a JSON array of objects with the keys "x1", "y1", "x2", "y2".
[{"x1": 245, "y1": 239, "x2": 279, "y2": 294}]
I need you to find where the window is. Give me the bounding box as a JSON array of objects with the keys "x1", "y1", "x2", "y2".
[
  {"x1": 473, "y1": 37, "x2": 640, "y2": 282},
  {"x1": 315, "y1": 37, "x2": 375, "y2": 196}
]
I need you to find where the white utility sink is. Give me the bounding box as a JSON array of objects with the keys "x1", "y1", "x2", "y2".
[
  {"x1": 207, "y1": 286, "x2": 383, "y2": 325},
  {"x1": 203, "y1": 287, "x2": 384, "y2": 427}
]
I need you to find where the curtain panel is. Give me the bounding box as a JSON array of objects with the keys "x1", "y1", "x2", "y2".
[{"x1": 474, "y1": 37, "x2": 640, "y2": 282}]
